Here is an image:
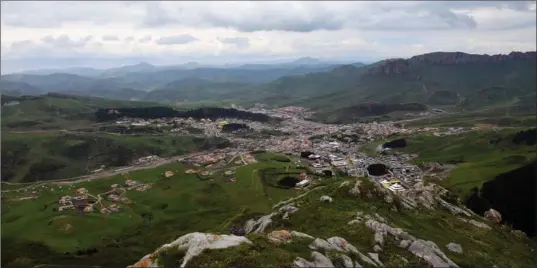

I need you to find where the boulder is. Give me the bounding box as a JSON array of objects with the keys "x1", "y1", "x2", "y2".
[
  {"x1": 128, "y1": 232, "x2": 251, "y2": 268},
  {"x1": 373, "y1": 245, "x2": 383, "y2": 252},
  {"x1": 446, "y1": 243, "x2": 463, "y2": 254},
  {"x1": 338, "y1": 254, "x2": 355, "y2": 268},
  {"x1": 320, "y1": 195, "x2": 333, "y2": 203},
  {"x1": 458, "y1": 217, "x2": 491, "y2": 230},
  {"x1": 268, "y1": 230, "x2": 292, "y2": 244},
  {"x1": 295, "y1": 251, "x2": 335, "y2": 268},
  {"x1": 484, "y1": 208, "x2": 502, "y2": 224},
  {"x1": 436, "y1": 197, "x2": 471, "y2": 217}
]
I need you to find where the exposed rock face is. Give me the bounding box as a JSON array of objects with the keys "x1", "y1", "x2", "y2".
[
  {"x1": 294, "y1": 251, "x2": 335, "y2": 268},
  {"x1": 128, "y1": 232, "x2": 252, "y2": 268},
  {"x1": 291, "y1": 231, "x2": 315, "y2": 240},
  {"x1": 458, "y1": 217, "x2": 492, "y2": 230},
  {"x1": 366, "y1": 51, "x2": 537, "y2": 75},
  {"x1": 408, "y1": 240, "x2": 459, "y2": 268},
  {"x1": 308, "y1": 236, "x2": 377, "y2": 267},
  {"x1": 364, "y1": 219, "x2": 459, "y2": 268},
  {"x1": 436, "y1": 197, "x2": 471, "y2": 217},
  {"x1": 320, "y1": 195, "x2": 333, "y2": 203},
  {"x1": 280, "y1": 204, "x2": 299, "y2": 219},
  {"x1": 338, "y1": 254, "x2": 355, "y2": 268},
  {"x1": 244, "y1": 212, "x2": 277, "y2": 234},
  {"x1": 446, "y1": 243, "x2": 463, "y2": 254},
  {"x1": 374, "y1": 232, "x2": 384, "y2": 245},
  {"x1": 268, "y1": 230, "x2": 292, "y2": 244},
  {"x1": 484, "y1": 208, "x2": 502, "y2": 224}
]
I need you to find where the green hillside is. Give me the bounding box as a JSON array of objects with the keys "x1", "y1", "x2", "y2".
[
  {"x1": 1, "y1": 93, "x2": 156, "y2": 130},
  {"x1": 2, "y1": 153, "x2": 535, "y2": 268},
  {"x1": 1, "y1": 132, "x2": 230, "y2": 183}
]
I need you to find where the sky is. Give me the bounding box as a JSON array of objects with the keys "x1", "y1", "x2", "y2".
[{"x1": 1, "y1": 1, "x2": 536, "y2": 73}]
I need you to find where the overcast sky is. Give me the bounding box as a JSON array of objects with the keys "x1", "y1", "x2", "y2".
[{"x1": 1, "y1": 1, "x2": 536, "y2": 73}]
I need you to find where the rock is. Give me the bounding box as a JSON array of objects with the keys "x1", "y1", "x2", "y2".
[
  {"x1": 374, "y1": 232, "x2": 384, "y2": 245},
  {"x1": 291, "y1": 231, "x2": 315, "y2": 240},
  {"x1": 484, "y1": 208, "x2": 502, "y2": 224},
  {"x1": 229, "y1": 225, "x2": 246, "y2": 236},
  {"x1": 368, "y1": 253, "x2": 384, "y2": 267},
  {"x1": 373, "y1": 245, "x2": 383, "y2": 252},
  {"x1": 309, "y1": 238, "x2": 339, "y2": 251},
  {"x1": 320, "y1": 195, "x2": 333, "y2": 203},
  {"x1": 294, "y1": 251, "x2": 335, "y2": 268},
  {"x1": 407, "y1": 239, "x2": 459, "y2": 268},
  {"x1": 390, "y1": 206, "x2": 398, "y2": 212},
  {"x1": 354, "y1": 261, "x2": 364, "y2": 268},
  {"x1": 458, "y1": 217, "x2": 491, "y2": 230},
  {"x1": 384, "y1": 195, "x2": 393, "y2": 204},
  {"x1": 365, "y1": 220, "x2": 416, "y2": 241},
  {"x1": 268, "y1": 230, "x2": 292, "y2": 244},
  {"x1": 436, "y1": 197, "x2": 471, "y2": 217},
  {"x1": 366, "y1": 191, "x2": 373, "y2": 199},
  {"x1": 244, "y1": 213, "x2": 277, "y2": 234},
  {"x1": 128, "y1": 232, "x2": 251, "y2": 268},
  {"x1": 327, "y1": 237, "x2": 360, "y2": 254},
  {"x1": 446, "y1": 243, "x2": 463, "y2": 254},
  {"x1": 399, "y1": 240, "x2": 411, "y2": 249},
  {"x1": 279, "y1": 204, "x2": 298, "y2": 220},
  {"x1": 348, "y1": 180, "x2": 362, "y2": 197}
]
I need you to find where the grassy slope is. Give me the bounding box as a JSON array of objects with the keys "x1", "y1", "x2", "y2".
[
  {"x1": 1, "y1": 94, "x2": 157, "y2": 130},
  {"x1": 391, "y1": 129, "x2": 535, "y2": 198},
  {"x1": 0, "y1": 153, "x2": 322, "y2": 267},
  {"x1": 187, "y1": 178, "x2": 536, "y2": 268},
  {"x1": 1, "y1": 132, "x2": 228, "y2": 182}
]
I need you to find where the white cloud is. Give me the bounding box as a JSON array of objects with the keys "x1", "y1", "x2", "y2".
[{"x1": 0, "y1": 1, "x2": 535, "y2": 73}]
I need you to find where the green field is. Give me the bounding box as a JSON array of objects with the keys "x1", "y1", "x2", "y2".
[{"x1": 1, "y1": 152, "x2": 331, "y2": 267}]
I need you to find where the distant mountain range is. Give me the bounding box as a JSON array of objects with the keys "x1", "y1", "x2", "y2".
[{"x1": 1, "y1": 51, "x2": 535, "y2": 122}]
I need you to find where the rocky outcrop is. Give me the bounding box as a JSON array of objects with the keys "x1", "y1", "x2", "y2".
[
  {"x1": 291, "y1": 231, "x2": 315, "y2": 240},
  {"x1": 295, "y1": 251, "x2": 334, "y2": 268},
  {"x1": 458, "y1": 217, "x2": 491, "y2": 230},
  {"x1": 367, "y1": 51, "x2": 537, "y2": 75},
  {"x1": 308, "y1": 236, "x2": 377, "y2": 267},
  {"x1": 244, "y1": 212, "x2": 277, "y2": 234},
  {"x1": 368, "y1": 252, "x2": 384, "y2": 267},
  {"x1": 364, "y1": 219, "x2": 459, "y2": 268},
  {"x1": 446, "y1": 243, "x2": 463, "y2": 254},
  {"x1": 407, "y1": 240, "x2": 459, "y2": 268},
  {"x1": 279, "y1": 204, "x2": 299, "y2": 220},
  {"x1": 484, "y1": 208, "x2": 502, "y2": 224},
  {"x1": 128, "y1": 232, "x2": 251, "y2": 268},
  {"x1": 436, "y1": 197, "x2": 472, "y2": 217}
]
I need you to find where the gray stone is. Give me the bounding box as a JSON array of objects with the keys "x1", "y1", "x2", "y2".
[
  {"x1": 244, "y1": 212, "x2": 277, "y2": 234},
  {"x1": 373, "y1": 245, "x2": 383, "y2": 252},
  {"x1": 291, "y1": 231, "x2": 315, "y2": 240},
  {"x1": 446, "y1": 243, "x2": 463, "y2": 254},
  {"x1": 339, "y1": 254, "x2": 355, "y2": 268},
  {"x1": 407, "y1": 239, "x2": 459, "y2": 268},
  {"x1": 294, "y1": 251, "x2": 335, "y2": 268}
]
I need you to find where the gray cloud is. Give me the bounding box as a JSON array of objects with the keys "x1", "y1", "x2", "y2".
[
  {"x1": 156, "y1": 34, "x2": 198, "y2": 45},
  {"x1": 218, "y1": 37, "x2": 250, "y2": 48},
  {"x1": 138, "y1": 35, "x2": 152, "y2": 43},
  {"x1": 102, "y1": 35, "x2": 120, "y2": 41},
  {"x1": 40, "y1": 35, "x2": 89, "y2": 48}
]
